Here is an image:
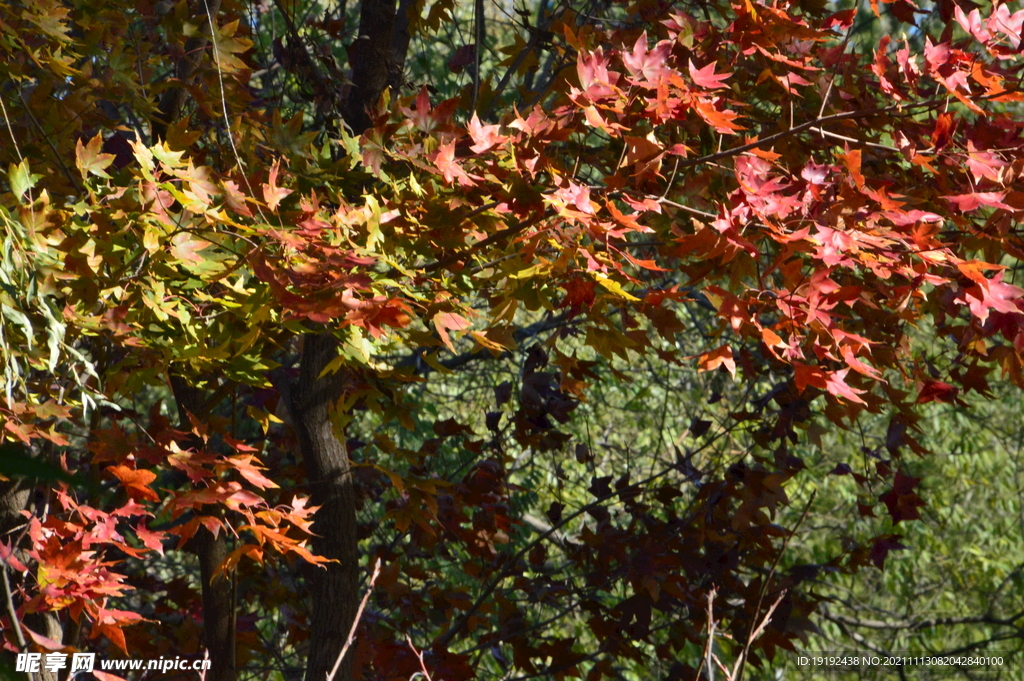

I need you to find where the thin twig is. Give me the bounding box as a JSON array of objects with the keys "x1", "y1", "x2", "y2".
[
  {"x1": 808, "y1": 126, "x2": 900, "y2": 152},
  {"x1": 0, "y1": 93, "x2": 24, "y2": 164},
  {"x1": 406, "y1": 634, "x2": 433, "y2": 681},
  {"x1": 1, "y1": 563, "x2": 26, "y2": 650},
  {"x1": 676, "y1": 96, "x2": 968, "y2": 173},
  {"x1": 325, "y1": 558, "x2": 383, "y2": 681},
  {"x1": 652, "y1": 196, "x2": 717, "y2": 219},
  {"x1": 435, "y1": 430, "x2": 732, "y2": 649},
  {"x1": 201, "y1": 0, "x2": 269, "y2": 225},
  {"x1": 734, "y1": 490, "x2": 816, "y2": 681},
  {"x1": 16, "y1": 90, "x2": 80, "y2": 189},
  {"x1": 729, "y1": 591, "x2": 787, "y2": 681}
]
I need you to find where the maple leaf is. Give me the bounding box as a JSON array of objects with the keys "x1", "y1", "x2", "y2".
[
  {"x1": 107, "y1": 465, "x2": 160, "y2": 502},
  {"x1": 434, "y1": 141, "x2": 475, "y2": 186},
  {"x1": 825, "y1": 369, "x2": 867, "y2": 405},
  {"x1": 134, "y1": 522, "x2": 165, "y2": 555},
  {"x1": 955, "y1": 6, "x2": 992, "y2": 43},
  {"x1": 621, "y1": 33, "x2": 673, "y2": 84},
  {"x1": 0, "y1": 540, "x2": 27, "y2": 572},
  {"x1": 895, "y1": 38, "x2": 921, "y2": 87},
  {"x1": 226, "y1": 455, "x2": 280, "y2": 490},
  {"x1": 559, "y1": 277, "x2": 597, "y2": 314},
  {"x1": 221, "y1": 179, "x2": 253, "y2": 217},
  {"x1": 92, "y1": 621, "x2": 130, "y2": 655},
  {"x1": 837, "y1": 148, "x2": 865, "y2": 189},
  {"x1": 169, "y1": 232, "x2": 211, "y2": 263},
  {"x1": 467, "y1": 113, "x2": 505, "y2": 154},
  {"x1": 576, "y1": 47, "x2": 619, "y2": 99},
  {"x1": 840, "y1": 345, "x2": 881, "y2": 379},
  {"x1": 404, "y1": 86, "x2": 435, "y2": 132},
  {"x1": 225, "y1": 489, "x2": 267, "y2": 510},
  {"x1": 989, "y1": 3, "x2": 1024, "y2": 48},
  {"x1": 955, "y1": 271, "x2": 1024, "y2": 323},
  {"x1": 693, "y1": 99, "x2": 744, "y2": 133},
  {"x1": 688, "y1": 59, "x2": 731, "y2": 89},
  {"x1": 943, "y1": 192, "x2": 1013, "y2": 212},
  {"x1": 879, "y1": 471, "x2": 926, "y2": 523},
  {"x1": 965, "y1": 141, "x2": 1009, "y2": 183},
  {"x1": 447, "y1": 44, "x2": 476, "y2": 73},
  {"x1": 218, "y1": 544, "x2": 266, "y2": 577},
  {"x1": 870, "y1": 534, "x2": 907, "y2": 568},
  {"x1": 923, "y1": 38, "x2": 950, "y2": 73},
  {"x1": 433, "y1": 311, "x2": 471, "y2": 352},
  {"x1": 890, "y1": 0, "x2": 920, "y2": 25},
  {"x1": 551, "y1": 182, "x2": 597, "y2": 220},
  {"x1": 211, "y1": 19, "x2": 254, "y2": 73},
  {"x1": 915, "y1": 380, "x2": 958, "y2": 404},
  {"x1": 76, "y1": 134, "x2": 116, "y2": 179},
  {"x1": 262, "y1": 161, "x2": 294, "y2": 211},
  {"x1": 930, "y1": 112, "x2": 956, "y2": 150},
  {"x1": 23, "y1": 625, "x2": 65, "y2": 651},
  {"x1": 697, "y1": 345, "x2": 736, "y2": 378},
  {"x1": 871, "y1": 37, "x2": 901, "y2": 99}
]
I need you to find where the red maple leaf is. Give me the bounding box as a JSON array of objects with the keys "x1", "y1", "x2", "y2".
[
  {"x1": 870, "y1": 534, "x2": 907, "y2": 568},
  {"x1": 879, "y1": 471, "x2": 925, "y2": 523},
  {"x1": 943, "y1": 192, "x2": 1012, "y2": 212},
  {"x1": 467, "y1": 113, "x2": 505, "y2": 154},
  {"x1": 434, "y1": 141, "x2": 475, "y2": 187},
  {"x1": 697, "y1": 345, "x2": 736, "y2": 378},
  {"x1": 107, "y1": 465, "x2": 160, "y2": 502},
  {"x1": 688, "y1": 59, "x2": 731, "y2": 89},
  {"x1": 261, "y1": 161, "x2": 293, "y2": 211},
  {"x1": 621, "y1": 33, "x2": 673, "y2": 85},
  {"x1": 433, "y1": 311, "x2": 471, "y2": 352},
  {"x1": 915, "y1": 380, "x2": 958, "y2": 404},
  {"x1": 825, "y1": 369, "x2": 867, "y2": 405},
  {"x1": 956, "y1": 271, "x2": 1024, "y2": 323},
  {"x1": 693, "y1": 98, "x2": 744, "y2": 133}
]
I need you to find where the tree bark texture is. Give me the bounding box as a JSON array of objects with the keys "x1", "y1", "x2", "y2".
[
  {"x1": 0, "y1": 460, "x2": 60, "y2": 681},
  {"x1": 292, "y1": 335, "x2": 359, "y2": 681},
  {"x1": 344, "y1": 0, "x2": 398, "y2": 132},
  {"x1": 151, "y1": 0, "x2": 222, "y2": 142},
  {"x1": 171, "y1": 374, "x2": 237, "y2": 681},
  {"x1": 295, "y1": 1, "x2": 409, "y2": 678},
  {"x1": 387, "y1": 0, "x2": 416, "y2": 96},
  {"x1": 194, "y1": 525, "x2": 236, "y2": 681}
]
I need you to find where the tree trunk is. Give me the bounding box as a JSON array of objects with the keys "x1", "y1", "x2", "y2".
[
  {"x1": 151, "y1": 0, "x2": 223, "y2": 142},
  {"x1": 344, "y1": 0, "x2": 398, "y2": 132},
  {"x1": 171, "y1": 375, "x2": 236, "y2": 681},
  {"x1": 294, "y1": 1, "x2": 407, "y2": 678},
  {"x1": 195, "y1": 523, "x2": 236, "y2": 681},
  {"x1": 0, "y1": 466, "x2": 60, "y2": 681},
  {"x1": 292, "y1": 335, "x2": 359, "y2": 681}
]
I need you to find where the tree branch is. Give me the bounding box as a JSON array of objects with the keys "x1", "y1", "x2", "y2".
[{"x1": 434, "y1": 428, "x2": 731, "y2": 650}]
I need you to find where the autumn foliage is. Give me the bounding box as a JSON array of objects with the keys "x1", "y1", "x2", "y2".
[{"x1": 2, "y1": 0, "x2": 1024, "y2": 679}]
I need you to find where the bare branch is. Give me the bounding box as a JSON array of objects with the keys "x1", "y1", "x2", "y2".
[{"x1": 326, "y1": 558, "x2": 383, "y2": 681}]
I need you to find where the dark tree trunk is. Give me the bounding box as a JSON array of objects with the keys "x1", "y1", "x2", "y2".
[
  {"x1": 344, "y1": 0, "x2": 399, "y2": 132},
  {"x1": 387, "y1": 0, "x2": 416, "y2": 95},
  {"x1": 151, "y1": 0, "x2": 223, "y2": 142},
  {"x1": 148, "y1": 0, "x2": 236, "y2": 671},
  {"x1": 195, "y1": 524, "x2": 236, "y2": 681},
  {"x1": 0, "y1": 461, "x2": 60, "y2": 681},
  {"x1": 171, "y1": 375, "x2": 237, "y2": 681},
  {"x1": 294, "y1": 1, "x2": 408, "y2": 678},
  {"x1": 293, "y1": 335, "x2": 359, "y2": 681}
]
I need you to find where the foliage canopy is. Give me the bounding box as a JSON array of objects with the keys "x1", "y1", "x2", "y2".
[{"x1": 1, "y1": 0, "x2": 1024, "y2": 679}]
